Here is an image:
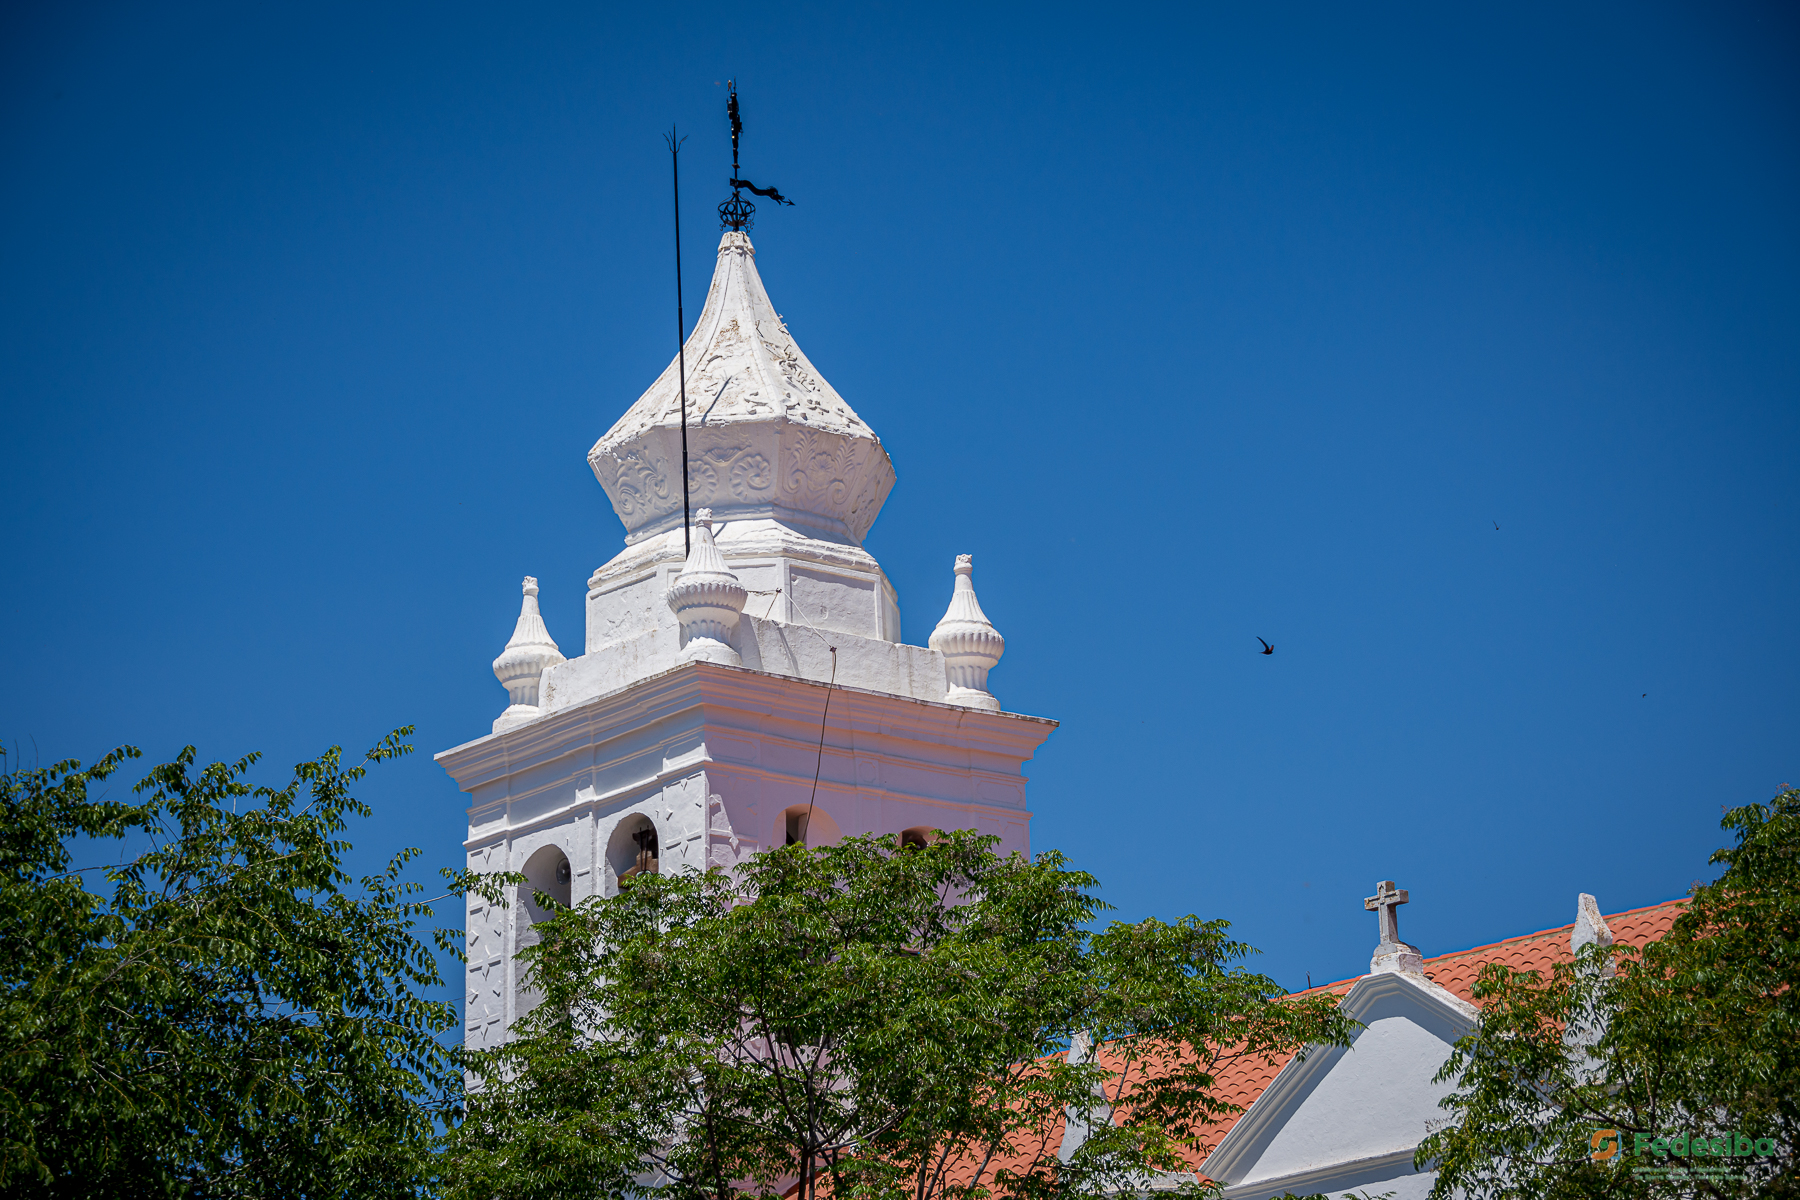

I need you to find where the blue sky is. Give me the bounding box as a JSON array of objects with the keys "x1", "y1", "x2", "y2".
[{"x1": 3, "y1": 1, "x2": 1796, "y2": 994}]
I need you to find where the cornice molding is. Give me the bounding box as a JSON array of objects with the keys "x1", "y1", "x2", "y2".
[
  {"x1": 437, "y1": 660, "x2": 1057, "y2": 795},
  {"x1": 1215, "y1": 1147, "x2": 1421, "y2": 1199}
]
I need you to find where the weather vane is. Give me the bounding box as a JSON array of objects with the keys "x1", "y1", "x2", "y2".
[{"x1": 719, "y1": 81, "x2": 792, "y2": 232}]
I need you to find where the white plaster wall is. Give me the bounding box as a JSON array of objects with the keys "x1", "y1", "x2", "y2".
[
  {"x1": 544, "y1": 612, "x2": 947, "y2": 716},
  {"x1": 739, "y1": 616, "x2": 946, "y2": 700},
  {"x1": 1246, "y1": 1011, "x2": 1457, "y2": 1181},
  {"x1": 582, "y1": 518, "x2": 900, "y2": 657},
  {"x1": 1196, "y1": 977, "x2": 1472, "y2": 1200},
  {"x1": 462, "y1": 845, "x2": 508, "y2": 1050},
  {"x1": 786, "y1": 567, "x2": 876, "y2": 637},
  {"x1": 462, "y1": 819, "x2": 592, "y2": 1050}
]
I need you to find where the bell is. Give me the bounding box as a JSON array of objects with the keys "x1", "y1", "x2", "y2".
[{"x1": 620, "y1": 827, "x2": 659, "y2": 881}]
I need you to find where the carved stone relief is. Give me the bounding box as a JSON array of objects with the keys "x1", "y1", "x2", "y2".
[
  {"x1": 729, "y1": 451, "x2": 772, "y2": 498},
  {"x1": 610, "y1": 447, "x2": 674, "y2": 518},
  {"x1": 783, "y1": 428, "x2": 865, "y2": 510}
]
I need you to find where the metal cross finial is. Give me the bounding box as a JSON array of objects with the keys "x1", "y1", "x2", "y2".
[
  {"x1": 719, "y1": 81, "x2": 755, "y2": 231},
  {"x1": 718, "y1": 81, "x2": 792, "y2": 231},
  {"x1": 727, "y1": 81, "x2": 742, "y2": 171},
  {"x1": 1364, "y1": 880, "x2": 1409, "y2": 948}
]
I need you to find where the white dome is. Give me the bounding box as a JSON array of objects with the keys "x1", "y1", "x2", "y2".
[{"x1": 588, "y1": 231, "x2": 896, "y2": 546}]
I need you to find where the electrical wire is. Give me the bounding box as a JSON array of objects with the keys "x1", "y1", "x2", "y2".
[{"x1": 803, "y1": 646, "x2": 837, "y2": 841}]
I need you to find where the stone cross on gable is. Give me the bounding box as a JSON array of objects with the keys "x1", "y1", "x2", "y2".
[
  {"x1": 1364, "y1": 879, "x2": 1424, "y2": 976},
  {"x1": 1364, "y1": 880, "x2": 1408, "y2": 948}
]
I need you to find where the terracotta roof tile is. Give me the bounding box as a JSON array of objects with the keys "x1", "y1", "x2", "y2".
[
  {"x1": 802, "y1": 899, "x2": 1688, "y2": 1195},
  {"x1": 1180, "y1": 897, "x2": 1688, "y2": 1180},
  {"x1": 1418, "y1": 898, "x2": 1685, "y2": 1004}
]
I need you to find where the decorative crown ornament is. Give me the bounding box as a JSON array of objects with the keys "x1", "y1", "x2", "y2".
[
  {"x1": 928, "y1": 554, "x2": 1005, "y2": 711},
  {"x1": 718, "y1": 190, "x2": 755, "y2": 233},
  {"x1": 665, "y1": 510, "x2": 749, "y2": 666},
  {"x1": 492, "y1": 576, "x2": 567, "y2": 733}
]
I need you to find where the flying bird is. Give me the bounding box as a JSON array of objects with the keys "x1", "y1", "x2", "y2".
[
  {"x1": 1493, "y1": 521, "x2": 1500, "y2": 530},
  {"x1": 1257, "y1": 637, "x2": 1274, "y2": 655}
]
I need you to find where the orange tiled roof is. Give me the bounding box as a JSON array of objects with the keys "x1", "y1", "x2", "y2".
[
  {"x1": 1176, "y1": 974, "x2": 1362, "y2": 1163},
  {"x1": 1416, "y1": 898, "x2": 1684, "y2": 1005},
  {"x1": 1182, "y1": 896, "x2": 1689, "y2": 1164},
  {"x1": 960, "y1": 897, "x2": 1688, "y2": 1184},
  {"x1": 792, "y1": 898, "x2": 1689, "y2": 1195}
]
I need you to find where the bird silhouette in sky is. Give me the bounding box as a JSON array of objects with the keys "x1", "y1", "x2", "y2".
[
  {"x1": 1493, "y1": 521, "x2": 1500, "y2": 530},
  {"x1": 1257, "y1": 637, "x2": 1274, "y2": 655}
]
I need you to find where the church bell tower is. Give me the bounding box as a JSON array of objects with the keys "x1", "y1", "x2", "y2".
[{"x1": 437, "y1": 231, "x2": 1056, "y2": 1051}]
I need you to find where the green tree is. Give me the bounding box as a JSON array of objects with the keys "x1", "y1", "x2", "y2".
[
  {"x1": 1418, "y1": 787, "x2": 1800, "y2": 1199},
  {"x1": 0, "y1": 730, "x2": 462, "y2": 1198},
  {"x1": 445, "y1": 830, "x2": 1356, "y2": 1200}
]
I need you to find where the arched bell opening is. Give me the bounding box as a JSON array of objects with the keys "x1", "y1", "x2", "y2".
[
  {"x1": 520, "y1": 844, "x2": 572, "y2": 927},
  {"x1": 779, "y1": 803, "x2": 842, "y2": 849},
  {"x1": 899, "y1": 826, "x2": 938, "y2": 852},
  {"x1": 516, "y1": 844, "x2": 571, "y2": 1018},
  {"x1": 606, "y1": 814, "x2": 661, "y2": 894}
]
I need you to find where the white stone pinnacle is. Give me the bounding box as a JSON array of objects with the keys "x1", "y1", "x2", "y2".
[
  {"x1": 929, "y1": 554, "x2": 1005, "y2": 711},
  {"x1": 1572, "y1": 892, "x2": 1616, "y2": 980},
  {"x1": 492, "y1": 576, "x2": 566, "y2": 733},
  {"x1": 666, "y1": 509, "x2": 749, "y2": 666}
]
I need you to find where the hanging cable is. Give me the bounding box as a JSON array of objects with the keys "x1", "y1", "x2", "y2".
[
  {"x1": 803, "y1": 646, "x2": 837, "y2": 841},
  {"x1": 665, "y1": 126, "x2": 691, "y2": 559}
]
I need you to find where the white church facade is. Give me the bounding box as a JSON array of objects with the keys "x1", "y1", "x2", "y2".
[{"x1": 436, "y1": 230, "x2": 1055, "y2": 1052}]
